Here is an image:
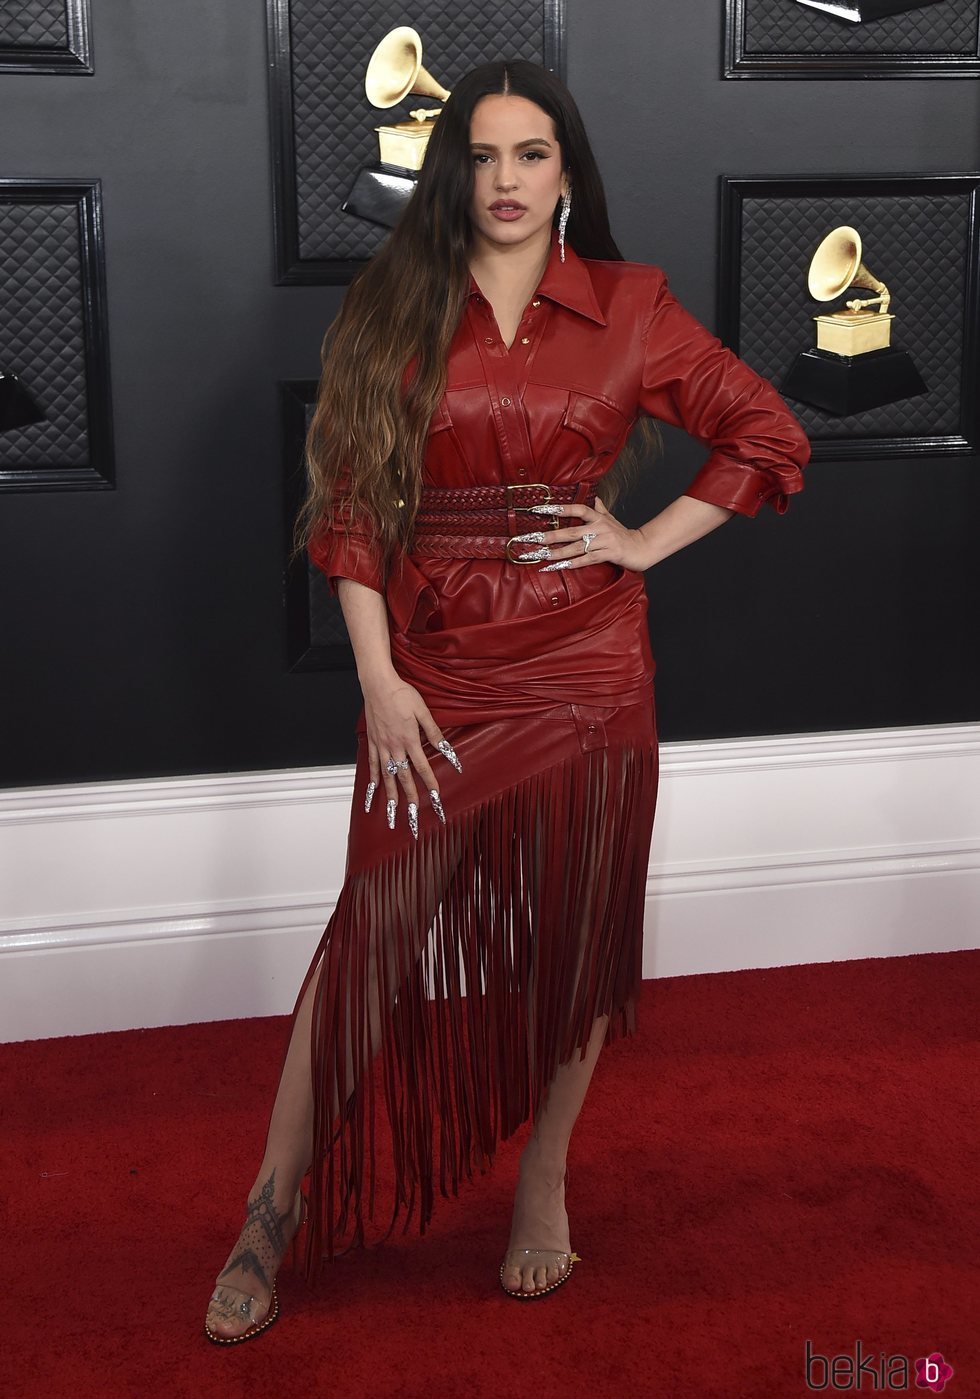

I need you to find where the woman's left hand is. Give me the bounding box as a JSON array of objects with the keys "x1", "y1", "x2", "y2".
[{"x1": 522, "y1": 498, "x2": 650, "y2": 574}]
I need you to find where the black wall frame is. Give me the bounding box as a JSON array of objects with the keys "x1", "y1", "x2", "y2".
[
  {"x1": 266, "y1": 0, "x2": 565, "y2": 285},
  {"x1": 282, "y1": 378, "x2": 359, "y2": 672},
  {"x1": 725, "y1": 0, "x2": 980, "y2": 78},
  {"x1": 718, "y1": 174, "x2": 980, "y2": 461},
  {"x1": 0, "y1": 179, "x2": 115, "y2": 492},
  {"x1": 0, "y1": 0, "x2": 92, "y2": 74}
]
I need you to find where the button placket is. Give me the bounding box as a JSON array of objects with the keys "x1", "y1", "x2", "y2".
[
  {"x1": 514, "y1": 299, "x2": 548, "y2": 395},
  {"x1": 465, "y1": 295, "x2": 561, "y2": 613},
  {"x1": 469, "y1": 304, "x2": 533, "y2": 477},
  {"x1": 513, "y1": 304, "x2": 559, "y2": 612}
]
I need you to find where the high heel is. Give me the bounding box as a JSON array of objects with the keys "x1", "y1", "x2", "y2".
[{"x1": 204, "y1": 1186, "x2": 307, "y2": 1346}]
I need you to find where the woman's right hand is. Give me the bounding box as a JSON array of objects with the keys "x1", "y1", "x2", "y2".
[{"x1": 360, "y1": 672, "x2": 462, "y2": 838}]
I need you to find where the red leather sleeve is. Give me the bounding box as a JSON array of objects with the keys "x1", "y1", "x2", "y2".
[
  {"x1": 639, "y1": 273, "x2": 811, "y2": 517},
  {"x1": 307, "y1": 473, "x2": 387, "y2": 598}
]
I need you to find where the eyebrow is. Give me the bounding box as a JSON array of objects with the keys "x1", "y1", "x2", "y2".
[{"x1": 470, "y1": 138, "x2": 553, "y2": 150}]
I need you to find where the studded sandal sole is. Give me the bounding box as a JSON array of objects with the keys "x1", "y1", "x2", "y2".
[{"x1": 499, "y1": 1250, "x2": 582, "y2": 1299}]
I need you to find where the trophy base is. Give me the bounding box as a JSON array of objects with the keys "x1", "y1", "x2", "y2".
[
  {"x1": 814, "y1": 311, "x2": 892, "y2": 356},
  {"x1": 375, "y1": 121, "x2": 434, "y2": 173},
  {"x1": 342, "y1": 163, "x2": 419, "y2": 230},
  {"x1": 781, "y1": 346, "x2": 928, "y2": 415}
]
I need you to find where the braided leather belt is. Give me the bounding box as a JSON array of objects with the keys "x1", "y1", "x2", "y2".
[{"x1": 412, "y1": 481, "x2": 596, "y2": 562}]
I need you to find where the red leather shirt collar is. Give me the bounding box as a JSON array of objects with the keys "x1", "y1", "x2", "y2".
[{"x1": 467, "y1": 225, "x2": 607, "y2": 327}]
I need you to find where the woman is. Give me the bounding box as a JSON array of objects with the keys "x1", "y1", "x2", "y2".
[{"x1": 204, "y1": 58, "x2": 809, "y2": 1342}]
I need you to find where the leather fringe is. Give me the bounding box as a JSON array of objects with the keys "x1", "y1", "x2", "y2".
[{"x1": 297, "y1": 736, "x2": 658, "y2": 1281}]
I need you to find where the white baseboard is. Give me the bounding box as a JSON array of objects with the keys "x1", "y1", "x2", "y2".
[{"x1": 2, "y1": 722, "x2": 977, "y2": 1042}]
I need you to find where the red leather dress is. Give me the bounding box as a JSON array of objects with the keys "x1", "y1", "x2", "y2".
[{"x1": 294, "y1": 226, "x2": 810, "y2": 1274}]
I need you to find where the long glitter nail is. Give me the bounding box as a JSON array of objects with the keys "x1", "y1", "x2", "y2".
[
  {"x1": 428, "y1": 788, "x2": 446, "y2": 824},
  {"x1": 510, "y1": 531, "x2": 546, "y2": 544},
  {"x1": 364, "y1": 780, "x2": 377, "y2": 813},
  {"x1": 437, "y1": 739, "x2": 463, "y2": 774},
  {"x1": 539, "y1": 559, "x2": 573, "y2": 572},
  {"x1": 528, "y1": 503, "x2": 564, "y2": 514},
  {"x1": 386, "y1": 798, "x2": 396, "y2": 830},
  {"x1": 408, "y1": 801, "x2": 419, "y2": 839},
  {"x1": 519, "y1": 546, "x2": 551, "y2": 562}
]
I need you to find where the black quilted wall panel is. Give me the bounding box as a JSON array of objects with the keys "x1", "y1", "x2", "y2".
[
  {"x1": 726, "y1": 0, "x2": 980, "y2": 74},
  {"x1": 0, "y1": 0, "x2": 91, "y2": 73},
  {"x1": 745, "y1": 0, "x2": 979, "y2": 55},
  {"x1": 0, "y1": 2, "x2": 66, "y2": 47},
  {"x1": 0, "y1": 181, "x2": 114, "y2": 490},
  {"x1": 722, "y1": 180, "x2": 978, "y2": 455},
  {"x1": 273, "y1": 0, "x2": 559, "y2": 276}
]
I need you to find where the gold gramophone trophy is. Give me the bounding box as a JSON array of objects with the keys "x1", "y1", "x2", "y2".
[
  {"x1": 367, "y1": 25, "x2": 450, "y2": 170},
  {"x1": 341, "y1": 25, "x2": 451, "y2": 229},
  {"x1": 781, "y1": 225, "x2": 927, "y2": 415},
  {"x1": 794, "y1": 1, "x2": 945, "y2": 21}
]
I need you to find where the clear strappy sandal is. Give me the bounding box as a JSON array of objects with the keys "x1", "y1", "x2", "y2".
[
  {"x1": 499, "y1": 1165, "x2": 581, "y2": 1299},
  {"x1": 204, "y1": 1186, "x2": 309, "y2": 1345}
]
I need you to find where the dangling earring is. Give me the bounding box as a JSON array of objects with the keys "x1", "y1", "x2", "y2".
[{"x1": 558, "y1": 186, "x2": 571, "y2": 263}]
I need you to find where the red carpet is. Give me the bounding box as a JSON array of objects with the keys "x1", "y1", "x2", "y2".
[{"x1": 2, "y1": 950, "x2": 977, "y2": 1399}]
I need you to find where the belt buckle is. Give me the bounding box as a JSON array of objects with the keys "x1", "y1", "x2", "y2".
[
  {"x1": 505, "y1": 483, "x2": 559, "y2": 561},
  {"x1": 505, "y1": 534, "x2": 550, "y2": 563},
  {"x1": 505, "y1": 481, "x2": 553, "y2": 511}
]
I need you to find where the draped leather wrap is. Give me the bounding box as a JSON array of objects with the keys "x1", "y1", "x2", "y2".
[{"x1": 380, "y1": 553, "x2": 654, "y2": 729}]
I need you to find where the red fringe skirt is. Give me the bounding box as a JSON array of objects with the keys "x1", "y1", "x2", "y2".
[{"x1": 286, "y1": 693, "x2": 659, "y2": 1283}]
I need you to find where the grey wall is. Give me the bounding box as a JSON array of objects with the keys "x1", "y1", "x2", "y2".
[{"x1": 2, "y1": 2, "x2": 978, "y2": 789}]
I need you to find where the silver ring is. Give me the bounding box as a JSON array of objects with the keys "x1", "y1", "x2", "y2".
[
  {"x1": 582, "y1": 532, "x2": 598, "y2": 553},
  {"x1": 385, "y1": 757, "x2": 410, "y2": 775}
]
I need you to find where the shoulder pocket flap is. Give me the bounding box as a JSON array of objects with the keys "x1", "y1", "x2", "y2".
[
  {"x1": 427, "y1": 398, "x2": 454, "y2": 434},
  {"x1": 562, "y1": 393, "x2": 630, "y2": 452}
]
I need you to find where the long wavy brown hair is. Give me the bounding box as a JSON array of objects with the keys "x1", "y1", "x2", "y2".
[{"x1": 292, "y1": 58, "x2": 662, "y2": 586}]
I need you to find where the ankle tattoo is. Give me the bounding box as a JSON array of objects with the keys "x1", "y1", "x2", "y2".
[{"x1": 217, "y1": 1168, "x2": 291, "y2": 1292}]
